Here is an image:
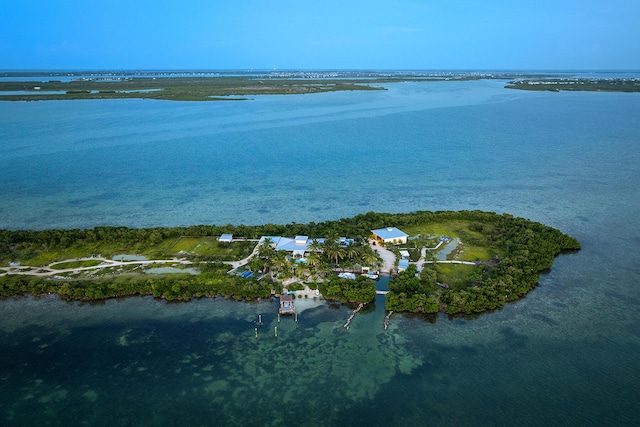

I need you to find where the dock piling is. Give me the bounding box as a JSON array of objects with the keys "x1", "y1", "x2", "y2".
[
  {"x1": 343, "y1": 303, "x2": 364, "y2": 329},
  {"x1": 384, "y1": 311, "x2": 393, "y2": 330}
]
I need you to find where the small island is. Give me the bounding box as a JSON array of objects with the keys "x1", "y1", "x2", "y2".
[
  {"x1": 0, "y1": 210, "x2": 580, "y2": 316},
  {"x1": 0, "y1": 72, "x2": 387, "y2": 102},
  {"x1": 505, "y1": 77, "x2": 640, "y2": 92}
]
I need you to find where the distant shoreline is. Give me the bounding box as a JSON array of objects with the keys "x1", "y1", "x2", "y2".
[
  {"x1": 7, "y1": 71, "x2": 622, "y2": 102},
  {"x1": 0, "y1": 74, "x2": 388, "y2": 101},
  {"x1": 505, "y1": 77, "x2": 640, "y2": 92}
]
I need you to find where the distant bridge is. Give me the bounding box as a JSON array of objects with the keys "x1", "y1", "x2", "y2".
[{"x1": 376, "y1": 290, "x2": 389, "y2": 295}]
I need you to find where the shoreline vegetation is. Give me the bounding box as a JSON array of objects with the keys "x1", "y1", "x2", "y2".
[
  {"x1": 0, "y1": 76, "x2": 383, "y2": 101},
  {"x1": 505, "y1": 77, "x2": 640, "y2": 92},
  {"x1": 0, "y1": 71, "x2": 638, "y2": 101},
  {"x1": 0, "y1": 210, "x2": 580, "y2": 316}
]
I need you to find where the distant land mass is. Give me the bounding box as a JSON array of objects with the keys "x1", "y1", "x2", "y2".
[
  {"x1": 7, "y1": 70, "x2": 638, "y2": 101},
  {"x1": 505, "y1": 77, "x2": 640, "y2": 92}
]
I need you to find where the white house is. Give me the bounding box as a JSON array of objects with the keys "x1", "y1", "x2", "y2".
[
  {"x1": 258, "y1": 236, "x2": 325, "y2": 256},
  {"x1": 258, "y1": 235, "x2": 357, "y2": 257},
  {"x1": 371, "y1": 227, "x2": 408, "y2": 244},
  {"x1": 218, "y1": 234, "x2": 233, "y2": 243}
]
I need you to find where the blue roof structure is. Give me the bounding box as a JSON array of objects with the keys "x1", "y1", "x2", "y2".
[
  {"x1": 258, "y1": 236, "x2": 325, "y2": 255},
  {"x1": 371, "y1": 227, "x2": 408, "y2": 240},
  {"x1": 398, "y1": 259, "x2": 410, "y2": 270},
  {"x1": 218, "y1": 233, "x2": 233, "y2": 242}
]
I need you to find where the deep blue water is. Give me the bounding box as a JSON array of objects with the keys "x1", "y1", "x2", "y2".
[{"x1": 1, "y1": 79, "x2": 640, "y2": 426}]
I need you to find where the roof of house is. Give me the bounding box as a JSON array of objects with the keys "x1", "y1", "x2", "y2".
[
  {"x1": 339, "y1": 237, "x2": 355, "y2": 246},
  {"x1": 258, "y1": 236, "x2": 325, "y2": 253},
  {"x1": 218, "y1": 233, "x2": 233, "y2": 242},
  {"x1": 371, "y1": 227, "x2": 408, "y2": 240}
]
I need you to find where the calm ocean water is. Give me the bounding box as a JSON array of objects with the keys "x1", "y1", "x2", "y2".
[{"x1": 1, "y1": 79, "x2": 640, "y2": 426}]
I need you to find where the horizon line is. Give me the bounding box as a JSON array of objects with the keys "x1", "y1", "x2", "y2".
[{"x1": 2, "y1": 68, "x2": 640, "y2": 73}]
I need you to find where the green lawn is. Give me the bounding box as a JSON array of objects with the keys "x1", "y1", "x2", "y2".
[
  {"x1": 7, "y1": 241, "x2": 149, "y2": 266},
  {"x1": 403, "y1": 220, "x2": 494, "y2": 261},
  {"x1": 403, "y1": 219, "x2": 482, "y2": 239},
  {"x1": 3, "y1": 236, "x2": 256, "y2": 268},
  {"x1": 170, "y1": 237, "x2": 219, "y2": 254},
  {"x1": 169, "y1": 237, "x2": 256, "y2": 260},
  {"x1": 49, "y1": 259, "x2": 104, "y2": 270},
  {"x1": 450, "y1": 243, "x2": 494, "y2": 262},
  {"x1": 403, "y1": 222, "x2": 456, "y2": 237},
  {"x1": 16, "y1": 248, "x2": 103, "y2": 266},
  {"x1": 436, "y1": 264, "x2": 483, "y2": 289}
]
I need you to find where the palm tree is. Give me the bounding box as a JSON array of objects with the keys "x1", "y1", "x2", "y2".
[
  {"x1": 257, "y1": 237, "x2": 276, "y2": 259},
  {"x1": 321, "y1": 238, "x2": 336, "y2": 263},
  {"x1": 345, "y1": 242, "x2": 360, "y2": 261},
  {"x1": 306, "y1": 250, "x2": 321, "y2": 268},
  {"x1": 307, "y1": 238, "x2": 323, "y2": 254},
  {"x1": 361, "y1": 246, "x2": 382, "y2": 270},
  {"x1": 266, "y1": 250, "x2": 286, "y2": 277},
  {"x1": 295, "y1": 261, "x2": 311, "y2": 279},
  {"x1": 249, "y1": 256, "x2": 265, "y2": 273},
  {"x1": 323, "y1": 239, "x2": 345, "y2": 267}
]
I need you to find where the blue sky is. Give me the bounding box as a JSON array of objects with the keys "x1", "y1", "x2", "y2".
[{"x1": 2, "y1": 0, "x2": 639, "y2": 70}]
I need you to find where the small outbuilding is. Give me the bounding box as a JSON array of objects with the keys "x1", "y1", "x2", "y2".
[
  {"x1": 371, "y1": 227, "x2": 409, "y2": 245},
  {"x1": 218, "y1": 234, "x2": 233, "y2": 243}
]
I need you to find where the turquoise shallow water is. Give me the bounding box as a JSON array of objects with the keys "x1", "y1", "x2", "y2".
[{"x1": 1, "y1": 79, "x2": 640, "y2": 426}]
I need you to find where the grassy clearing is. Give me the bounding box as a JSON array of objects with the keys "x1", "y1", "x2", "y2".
[
  {"x1": 463, "y1": 245, "x2": 492, "y2": 261},
  {"x1": 19, "y1": 252, "x2": 64, "y2": 267},
  {"x1": 452, "y1": 243, "x2": 494, "y2": 262},
  {"x1": 9, "y1": 241, "x2": 152, "y2": 265},
  {"x1": 84, "y1": 264, "x2": 143, "y2": 278},
  {"x1": 404, "y1": 220, "x2": 494, "y2": 261},
  {"x1": 170, "y1": 237, "x2": 219, "y2": 254},
  {"x1": 403, "y1": 220, "x2": 474, "y2": 239},
  {"x1": 436, "y1": 264, "x2": 483, "y2": 289},
  {"x1": 5, "y1": 236, "x2": 255, "y2": 267},
  {"x1": 49, "y1": 259, "x2": 104, "y2": 270},
  {"x1": 169, "y1": 237, "x2": 256, "y2": 260}
]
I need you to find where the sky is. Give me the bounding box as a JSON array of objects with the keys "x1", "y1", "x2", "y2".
[{"x1": 1, "y1": 0, "x2": 639, "y2": 70}]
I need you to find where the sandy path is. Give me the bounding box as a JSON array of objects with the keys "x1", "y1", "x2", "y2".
[
  {"x1": 370, "y1": 244, "x2": 396, "y2": 273},
  {"x1": 0, "y1": 257, "x2": 192, "y2": 277}
]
